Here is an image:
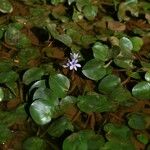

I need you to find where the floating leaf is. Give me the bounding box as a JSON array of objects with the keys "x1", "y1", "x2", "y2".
[
  {"x1": 0, "y1": 0, "x2": 13, "y2": 13},
  {"x1": 48, "y1": 116, "x2": 74, "y2": 137},
  {"x1": 82, "y1": 59, "x2": 107, "y2": 81},
  {"x1": 92, "y1": 42, "x2": 110, "y2": 61},
  {"x1": 0, "y1": 88, "x2": 4, "y2": 102},
  {"x1": 83, "y1": 5, "x2": 98, "y2": 21},
  {"x1": 23, "y1": 137, "x2": 47, "y2": 150},
  {"x1": 0, "y1": 60, "x2": 12, "y2": 72},
  {"x1": 98, "y1": 74, "x2": 121, "y2": 93},
  {"x1": 63, "y1": 130, "x2": 105, "y2": 150},
  {"x1": 128, "y1": 113, "x2": 146, "y2": 130},
  {"x1": 130, "y1": 37, "x2": 143, "y2": 52},
  {"x1": 30, "y1": 99, "x2": 54, "y2": 125},
  {"x1": 23, "y1": 67, "x2": 44, "y2": 85},
  {"x1": 0, "y1": 123, "x2": 12, "y2": 144},
  {"x1": 49, "y1": 74, "x2": 70, "y2": 98},
  {"x1": 132, "y1": 81, "x2": 150, "y2": 99},
  {"x1": 77, "y1": 94, "x2": 112, "y2": 113}
]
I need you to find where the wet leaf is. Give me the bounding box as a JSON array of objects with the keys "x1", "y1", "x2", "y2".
[
  {"x1": 49, "y1": 74, "x2": 70, "y2": 98},
  {"x1": 48, "y1": 116, "x2": 74, "y2": 137},
  {"x1": 76, "y1": 0, "x2": 91, "y2": 11},
  {"x1": 23, "y1": 137, "x2": 47, "y2": 150},
  {"x1": 30, "y1": 99, "x2": 54, "y2": 125},
  {"x1": 98, "y1": 74, "x2": 121, "y2": 93},
  {"x1": 128, "y1": 113, "x2": 146, "y2": 130},
  {"x1": 77, "y1": 94, "x2": 112, "y2": 113},
  {"x1": 63, "y1": 130, "x2": 105, "y2": 150},
  {"x1": 23, "y1": 67, "x2": 45, "y2": 85},
  {"x1": 82, "y1": 59, "x2": 107, "y2": 81},
  {"x1": 92, "y1": 42, "x2": 110, "y2": 61},
  {"x1": 132, "y1": 81, "x2": 150, "y2": 99}
]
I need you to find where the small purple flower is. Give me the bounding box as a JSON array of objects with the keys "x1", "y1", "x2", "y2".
[{"x1": 63, "y1": 53, "x2": 81, "y2": 71}]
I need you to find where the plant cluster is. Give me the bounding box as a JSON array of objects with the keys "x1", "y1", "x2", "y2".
[{"x1": 0, "y1": 0, "x2": 150, "y2": 149}]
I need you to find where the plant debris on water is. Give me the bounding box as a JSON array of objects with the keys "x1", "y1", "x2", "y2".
[{"x1": 0, "y1": 0, "x2": 150, "y2": 149}]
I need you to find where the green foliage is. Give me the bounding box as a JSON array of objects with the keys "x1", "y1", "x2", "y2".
[
  {"x1": 0, "y1": 0, "x2": 149, "y2": 149},
  {"x1": 82, "y1": 59, "x2": 107, "y2": 81},
  {"x1": 23, "y1": 137, "x2": 47, "y2": 150},
  {"x1": 49, "y1": 74, "x2": 70, "y2": 98},
  {"x1": 127, "y1": 113, "x2": 146, "y2": 129},
  {"x1": 23, "y1": 67, "x2": 45, "y2": 85},
  {"x1": 92, "y1": 42, "x2": 110, "y2": 61},
  {"x1": 48, "y1": 116, "x2": 74, "y2": 137},
  {"x1": 63, "y1": 130, "x2": 105, "y2": 150},
  {"x1": 77, "y1": 94, "x2": 113, "y2": 113},
  {"x1": 98, "y1": 74, "x2": 121, "y2": 93},
  {"x1": 0, "y1": 0, "x2": 13, "y2": 13},
  {"x1": 0, "y1": 123, "x2": 12, "y2": 144},
  {"x1": 132, "y1": 81, "x2": 150, "y2": 99},
  {"x1": 30, "y1": 99, "x2": 54, "y2": 125}
]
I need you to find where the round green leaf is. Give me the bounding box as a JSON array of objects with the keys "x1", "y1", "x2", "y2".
[
  {"x1": 30, "y1": 99, "x2": 54, "y2": 125},
  {"x1": 23, "y1": 137, "x2": 47, "y2": 150},
  {"x1": 49, "y1": 74, "x2": 70, "y2": 98},
  {"x1": 132, "y1": 81, "x2": 150, "y2": 99},
  {"x1": 98, "y1": 74, "x2": 121, "y2": 93},
  {"x1": 145, "y1": 72, "x2": 150, "y2": 82},
  {"x1": 0, "y1": 71, "x2": 18, "y2": 83},
  {"x1": 23, "y1": 67, "x2": 44, "y2": 85},
  {"x1": 130, "y1": 37, "x2": 143, "y2": 52},
  {"x1": 77, "y1": 94, "x2": 112, "y2": 113},
  {"x1": 48, "y1": 116, "x2": 74, "y2": 137},
  {"x1": 119, "y1": 37, "x2": 133, "y2": 54},
  {"x1": 128, "y1": 113, "x2": 146, "y2": 130},
  {"x1": 0, "y1": 0, "x2": 13, "y2": 13},
  {"x1": 82, "y1": 59, "x2": 107, "y2": 81},
  {"x1": 92, "y1": 42, "x2": 110, "y2": 61},
  {"x1": 83, "y1": 5, "x2": 98, "y2": 21},
  {"x1": 0, "y1": 88, "x2": 4, "y2": 102},
  {"x1": 63, "y1": 130, "x2": 105, "y2": 150}
]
